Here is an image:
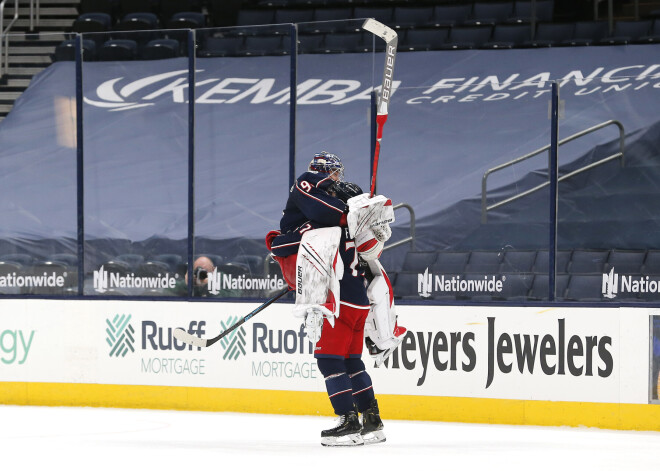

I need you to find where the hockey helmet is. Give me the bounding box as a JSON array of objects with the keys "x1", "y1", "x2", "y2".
[{"x1": 308, "y1": 151, "x2": 344, "y2": 181}]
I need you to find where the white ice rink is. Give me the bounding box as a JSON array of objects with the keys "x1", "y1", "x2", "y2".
[{"x1": 2, "y1": 405, "x2": 660, "y2": 471}]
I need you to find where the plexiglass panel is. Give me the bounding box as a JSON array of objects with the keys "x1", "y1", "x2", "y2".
[
  {"x1": 81, "y1": 29, "x2": 191, "y2": 296},
  {"x1": 0, "y1": 31, "x2": 79, "y2": 295},
  {"x1": 377, "y1": 75, "x2": 553, "y2": 302},
  {"x1": 558, "y1": 72, "x2": 660, "y2": 303},
  {"x1": 193, "y1": 24, "x2": 293, "y2": 299}
]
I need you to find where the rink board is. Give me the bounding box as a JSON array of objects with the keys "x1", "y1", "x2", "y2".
[{"x1": 1, "y1": 299, "x2": 659, "y2": 430}]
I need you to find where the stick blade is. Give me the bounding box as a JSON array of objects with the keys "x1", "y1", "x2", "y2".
[
  {"x1": 362, "y1": 19, "x2": 397, "y2": 43},
  {"x1": 173, "y1": 328, "x2": 209, "y2": 348}
]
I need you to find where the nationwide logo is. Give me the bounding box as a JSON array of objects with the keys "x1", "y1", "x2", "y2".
[
  {"x1": 207, "y1": 267, "x2": 286, "y2": 295},
  {"x1": 602, "y1": 267, "x2": 660, "y2": 299},
  {"x1": 218, "y1": 316, "x2": 246, "y2": 360},
  {"x1": 93, "y1": 265, "x2": 176, "y2": 293},
  {"x1": 106, "y1": 314, "x2": 135, "y2": 357},
  {"x1": 0, "y1": 271, "x2": 67, "y2": 289},
  {"x1": 418, "y1": 267, "x2": 504, "y2": 297}
]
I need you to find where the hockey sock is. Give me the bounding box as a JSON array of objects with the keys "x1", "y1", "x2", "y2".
[
  {"x1": 345, "y1": 357, "x2": 375, "y2": 412},
  {"x1": 317, "y1": 357, "x2": 355, "y2": 415}
]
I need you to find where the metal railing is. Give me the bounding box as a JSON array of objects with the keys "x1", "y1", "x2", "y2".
[
  {"x1": 481, "y1": 120, "x2": 625, "y2": 223},
  {"x1": 0, "y1": 1, "x2": 39, "y2": 80},
  {"x1": 0, "y1": 0, "x2": 19, "y2": 80},
  {"x1": 383, "y1": 203, "x2": 416, "y2": 252}
]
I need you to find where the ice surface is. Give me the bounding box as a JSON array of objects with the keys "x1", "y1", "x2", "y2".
[{"x1": 2, "y1": 405, "x2": 660, "y2": 471}]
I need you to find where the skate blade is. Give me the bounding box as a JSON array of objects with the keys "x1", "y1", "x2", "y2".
[
  {"x1": 321, "y1": 433, "x2": 364, "y2": 447},
  {"x1": 362, "y1": 430, "x2": 386, "y2": 444}
]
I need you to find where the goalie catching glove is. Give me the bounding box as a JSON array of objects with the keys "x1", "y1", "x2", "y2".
[{"x1": 346, "y1": 194, "x2": 394, "y2": 243}]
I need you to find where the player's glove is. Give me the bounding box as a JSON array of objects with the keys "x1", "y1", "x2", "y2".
[{"x1": 293, "y1": 304, "x2": 335, "y2": 345}]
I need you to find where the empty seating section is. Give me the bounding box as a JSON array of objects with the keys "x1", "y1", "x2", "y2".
[
  {"x1": 392, "y1": 248, "x2": 659, "y2": 302},
  {"x1": 65, "y1": 1, "x2": 659, "y2": 61}
]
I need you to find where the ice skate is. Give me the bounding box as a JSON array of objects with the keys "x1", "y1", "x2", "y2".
[
  {"x1": 361, "y1": 399, "x2": 386, "y2": 444},
  {"x1": 321, "y1": 410, "x2": 364, "y2": 447}
]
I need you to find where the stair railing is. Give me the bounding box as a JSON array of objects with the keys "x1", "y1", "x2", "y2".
[
  {"x1": 0, "y1": 0, "x2": 19, "y2": 81},
  {"x1": 481, "y1": 119, "x2": 625, "y2": 223},
  {"x1": 29, "y1": 0, "x2": 39, "y2": 32},
  {"x1": 383, "y1": 203, "x2": 416, "y2": 252}
]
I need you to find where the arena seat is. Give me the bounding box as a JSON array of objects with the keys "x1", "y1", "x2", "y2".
[
  {"x1": 54, "y1": 39, "x2": 98, "y2": 61},
  {"x1": 483, "y1": 23, "x2": 532, "y2": 48},
  {"x1": 115, "y1": 12, "x2": 160, "y2": 31},
  {"x1": 431, "y1": 251, "x2": 470, "y2": 274},
  {"x1": 532, "y1": 250, "x2": 571, "y2": 274},
  {"x1": 98, "y1": 39, "x2": 138, "y2": 60},
  {"x1": 499, "y1": 250, "x2": 537, "y2": 273},
  {"x1": 198, "y1": 36, "x2": 245, "y2": 57},
  {"x1": 274, "y1": 8, "x2": 315, "y2": 25},
  {"x1": 561, "y1": 20, "x2": 609, "y2": 46},
  {"x1": 400, "y1": 28, "x2": 449, "y2": 51},
  {"x1": 529, "y1": 273, "x2": 569, "y2": 300},
  {"x1": 599, "y1": 20, "x2": 653, "y2": 45},
  {"x1": 73, "y1": 12, "x2": 113, "y2": 33},
  {"x1": 392, "y1": 271, "x2": 422, "y2": 299},
  {"x1": 166, "y1": 11, "x2": 206, "y2": 29},
  {"x1": 115, "y1": 254, "x2": 145, "y2": 270},
  {"x1": 136, "y1": 261, "x2": 171, "y2": 276},
  {"x1": 494, "y1": 272, "x2": 534, "y2": 300},
  {"x1": 430, "y1": 4, "x2": 473, "y2": 27},
  {"x1": 79, "y1": 0, "x2": 118, "y2": 16},
  {"x1": 605, "y1": 250, "x2": 646, "y2": 274},
  {"x1": 635, "y1": 19, "x2": 660, "y2": 43},
  {"x1": 321, "y1": 32, "x2": 366, "y2": 53},
  {"x1": 463, "y1": 2, "x2": 514, "y2": 27},
  {"x1": 298, "y1": 33, "x2": 325, "y2": 54},
  {"x1": 564, "y1": 274, "x2": 606, "y2": 301},
  {"x1": 524, "y1": 22, "x2": 574, "y2": 47},
  {"x1": 119, "y1": 0, "x2": 156, "y2": 16},
  {"x1": 391, "y1": 6, "x2": 434, "y2": 30},
  {"x1": 440, "y1": 25, "x2": 493, "y2": 49},
  {"x1": 463, "y1": 251, "x2": 502, "y2": 274},
  {"x1": 236, "y1": 9, "x2": 276, "y2": 27},
  {"x1": 401, "y1": 251, "x2": 438, "y2": 272},
  {"x1": 142, "y1": 38, "x2": 180, "y2": 59},
  {"x1": 642, "y1": 251, "x2": 660, "y2": 275},
  {"x1": 507, "y1": 0, "x2": 554, "y2": 24},
  {"x1": 352, "y1": 7, "x2": 394, "y2": 26},
  {"x1": 244, "y1": 35, "x2": 288, "y2": 56},
  {"x1": 567, "y1": 249, "x2": 609, "y2": 274}
]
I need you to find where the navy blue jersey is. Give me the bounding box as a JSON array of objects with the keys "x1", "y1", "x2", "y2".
[
  {"x1": 271, "y1": 171, "x2": 347, "y2": 257},
  {"x1": 270, "y1": 172, "x2": 368, "y2": 307}
]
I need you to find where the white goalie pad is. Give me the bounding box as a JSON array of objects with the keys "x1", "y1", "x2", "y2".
[
  {"x1": 364, "y1": 259, "x2": 406, "y2": 366},
  {"x1": 346, "y1": 194, "x2": 394, "y2": 242},
  {"x1": 354, "y1": 229, "x2": 384, "y2": 261},
  {"x1": 292, "y1": 227, "x2": 343, "y2": 326}
]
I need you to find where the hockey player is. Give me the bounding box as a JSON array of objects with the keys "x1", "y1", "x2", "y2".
[{"x1": 265, "y1": 151, "x2": 405, "y2": 446}]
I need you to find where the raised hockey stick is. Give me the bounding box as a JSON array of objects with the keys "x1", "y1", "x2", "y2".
[
  {"x1": 362, "y1": 18, "x2": 398, "y2": 197},
  {"x1": 173, "y1": 286, "x2": 291, "y2": 348}
]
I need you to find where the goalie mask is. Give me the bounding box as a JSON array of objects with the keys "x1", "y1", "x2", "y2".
[{"x1": 309, "y1": 151, "x2": 344, "y2": 182}]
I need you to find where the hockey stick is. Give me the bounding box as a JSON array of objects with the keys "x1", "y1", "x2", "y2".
[
  {"x1": 173, "y1": 286, "x2": 291, "y2": 348},
  {"x1": 362, "y1": 18, "x2": 398, "y2": 197}
]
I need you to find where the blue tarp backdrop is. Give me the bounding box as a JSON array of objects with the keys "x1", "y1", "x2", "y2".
[{"x1": 0, "y1": 46, "x2": 658, "y2": 250}]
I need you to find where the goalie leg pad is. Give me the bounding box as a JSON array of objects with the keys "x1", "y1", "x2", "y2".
[
  {"x1": 364, "y1": 260, "x2": 407, "y2": 366},
  {"x1": 292, "y1": 227, "x2": 344, "y2": 320}
]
